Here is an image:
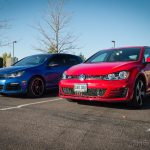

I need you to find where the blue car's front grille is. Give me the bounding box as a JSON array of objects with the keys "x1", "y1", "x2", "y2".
[{"x1": 6, "y1": 84, "x2": 21, "y2": 91}]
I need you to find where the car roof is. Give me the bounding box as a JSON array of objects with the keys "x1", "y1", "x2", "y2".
[
  {"x1": 103, "y1": 46, "x2": 149, "y2": 51},
  {"x1": 27, "y1": 53, "x2": 79, "y2": 58}
]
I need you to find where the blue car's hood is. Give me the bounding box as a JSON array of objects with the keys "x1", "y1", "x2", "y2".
[{"x1": 0, "y1": 66, "x2": 33, "y2": 74}]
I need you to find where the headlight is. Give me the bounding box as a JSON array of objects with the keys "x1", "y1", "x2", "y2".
[
  {"x1": 62, "y1": 72, "x2": 67, "y2": 80},
  {"x1": 103, "y1": 71, "x2": 129, "y2": 80},
  {"x1": 5, "y1": 71, "x2": 25, "y2": 78}
]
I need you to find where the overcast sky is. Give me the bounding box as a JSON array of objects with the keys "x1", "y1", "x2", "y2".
[{"x1": 0, "y1": 0, "x2": 150, "y2": 59}]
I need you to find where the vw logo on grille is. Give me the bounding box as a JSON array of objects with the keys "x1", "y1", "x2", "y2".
[{"x1": 79, "y1": 74, "x2": 86, "y2": 81}]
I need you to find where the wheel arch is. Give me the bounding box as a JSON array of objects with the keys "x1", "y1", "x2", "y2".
[
  {"x1": 129, "y1": 69, "x2": 147, "y2": 100},
  {"x1": 135, "y1": 73, "x2": 147, "y2": 90},
  {"x1": 131, "y1": 73, "x2": 146, "y2": 108},
  {"x1": 28, "y1": 75, "x2": 46, "y2": 88}
]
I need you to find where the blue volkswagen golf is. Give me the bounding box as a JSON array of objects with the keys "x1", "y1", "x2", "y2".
[{"x1": 0, "y1": 53, "x2": 82, "y2": 97}]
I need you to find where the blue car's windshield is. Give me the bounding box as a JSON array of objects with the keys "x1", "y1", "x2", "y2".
[
  {"x1": 14, "y1": 55, "x2": 50, "y2": 66},
  {"x1": 85, "y1": 48, "x2": 141, "y2": 63}
]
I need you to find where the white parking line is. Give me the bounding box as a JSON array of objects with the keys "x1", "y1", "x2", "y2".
[
  {"x1": 146, "y1": 128, "x2": 150, "y2": 132},
  {"x1": 0, "y1": 98, "x2": 62, "y2": 111}
]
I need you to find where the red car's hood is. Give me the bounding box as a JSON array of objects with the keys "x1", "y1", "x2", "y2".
[{"x1": 66, "y1": 62, "x2": 141, "y2": 75}]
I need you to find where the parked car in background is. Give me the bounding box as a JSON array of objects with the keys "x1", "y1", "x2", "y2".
[
  {"x1": 0, "y1": 57, "x2": 3, "y2": 68},
  {"x1": 59, "y1": 46, "x2": 150, "y2": 108},
  {"x1": 0, "y1": 53, "x2": 82, "y2": 97}
]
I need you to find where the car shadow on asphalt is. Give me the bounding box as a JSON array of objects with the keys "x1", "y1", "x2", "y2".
[
  {"x1": 2, "y1": 89, "x2": 59, "y2": 99},
  {"x1": 72, "y1": 96, "x2": 150, "y2": 110}
]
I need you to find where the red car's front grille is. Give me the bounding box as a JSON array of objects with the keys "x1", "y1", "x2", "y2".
[
  {"x1": 62, "y1": 87, "x2": 106, "y2": 97},
  {"x1": 67, "y1": 75, "x2": 102, "y2": 80}
]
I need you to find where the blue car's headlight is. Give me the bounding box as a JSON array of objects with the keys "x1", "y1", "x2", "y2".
[
  {"x1": 103, "y1": 71, "x2": 129, "y2": 80},
  {"x1": 5, "y1": 71, "x2": 25, "y2": 78}
]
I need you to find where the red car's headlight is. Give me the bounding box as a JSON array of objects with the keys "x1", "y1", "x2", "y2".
[{"x1": 103, "y1": 71, "x2": 129, "y2": 80}]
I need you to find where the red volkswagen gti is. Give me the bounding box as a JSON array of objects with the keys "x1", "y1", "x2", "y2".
[{"x1": 59, "y1": 46, "x2": 150, "y2": 108}]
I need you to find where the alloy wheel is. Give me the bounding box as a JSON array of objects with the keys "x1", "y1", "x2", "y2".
[
  {"x1": 134, "y1": 79, "x2": 145, "y2": 107},
  {"x1": 30, "y1": 77, "x2": 44, "y2": 97}
]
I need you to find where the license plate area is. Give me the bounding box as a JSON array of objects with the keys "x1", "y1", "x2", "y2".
[{"x1": 74, "y1": 84, "x2": 87, "y2": 93}]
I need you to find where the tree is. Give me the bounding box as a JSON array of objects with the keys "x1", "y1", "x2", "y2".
[
  {"x1": 0, "y1": 0, "x2": 10, "y2": 47},
  {"x1": 2, "y1": 52, "x2": 11, "y2": 67},
  {"x1": 0, "y1": 20, "x2": 9, "y2": 47},
  {"x1": 79, "y1": 52, "x2": 86, "y2": 61},
  {"x1": 36, "y1": 0, "x2": 77, "y2": 54}
]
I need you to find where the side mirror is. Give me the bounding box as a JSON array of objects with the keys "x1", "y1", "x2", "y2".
[{"x1": 146, "y1": 57, "x2": 150, "y2": 63}]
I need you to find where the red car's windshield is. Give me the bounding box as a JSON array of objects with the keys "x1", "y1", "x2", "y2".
[{"x1": 85, "y1": 48, "x2": 141, "y2": 63}]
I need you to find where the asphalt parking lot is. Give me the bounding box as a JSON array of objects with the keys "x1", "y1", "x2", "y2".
[{"x1": 0, "y1": 91, "x2": 150, "y2": 150}]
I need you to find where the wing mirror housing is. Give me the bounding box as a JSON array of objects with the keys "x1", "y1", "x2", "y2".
[{"x1": 146, "y1": 57, "x2": 150, "y2": 63}]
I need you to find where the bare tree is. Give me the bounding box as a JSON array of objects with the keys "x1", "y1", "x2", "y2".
[
  {"x1": 36, "y1": 0, "x2": 77, "y2": 53},
  {"x1": 79, "y1": 52, "x2": 86, "y2": 61},
  {"x1": 0, "y1": 20, "x2": 9, "y2": 47},
  {"x1": 0, "y1": 0, "x2": 10, "y2": 47}
]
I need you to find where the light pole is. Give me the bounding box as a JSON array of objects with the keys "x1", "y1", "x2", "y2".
[
  {"x1": 12, "y1": 41, "x2": 17, "y2": 64},
  {"x1": 112, "y1": 40, "x2": 115, "y2": 48}
]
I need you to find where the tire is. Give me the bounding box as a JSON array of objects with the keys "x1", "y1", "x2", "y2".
[
  {"x1": 0, "y1": 93, "x2": 7, "y2": 96},
  {"x1": 131, "y1": 79, "x2": 145, "y2": 109},
  {"x1": 28, "y1": 77, "x2": 45, "y2": 98}
]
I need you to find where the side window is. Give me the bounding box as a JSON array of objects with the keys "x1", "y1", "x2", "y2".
[
  {"x1": 48, "y1": 55, "x2": 65, "y2": 66},
  {"x1": 144, "y1": 48, "x2": 150, "y2": 62},
  {"x1": 64, "y1": 56, "x2": 81, "y2": 66}
]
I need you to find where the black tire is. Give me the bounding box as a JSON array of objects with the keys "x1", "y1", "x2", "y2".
[
  {"x1": 131, "y1": 79, "x2": 145, "y2": 109},
  {"x1": 0, "y1": 93, "x2": 7, "y2": 96},
  {"x1": 28, "y1": 77, "x2": 45, "y2": 98}
]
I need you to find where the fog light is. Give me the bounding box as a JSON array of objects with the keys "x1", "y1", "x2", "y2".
[
  {"x1": 122, "y1": 88, "x2": 128, "y2": 97},
  {"x1": 97, "y1": 89, "x2": 106, "y2": 96}
]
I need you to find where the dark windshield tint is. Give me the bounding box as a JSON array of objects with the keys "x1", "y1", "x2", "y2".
[
  {"x1": 14, "y1": 55, "x2": 50, "y2": 66},
  {"x1": 86, "y1": 48, "x2": 141, "y2": 63}
]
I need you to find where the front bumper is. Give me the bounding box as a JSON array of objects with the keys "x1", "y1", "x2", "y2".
[
  {"x1": 59, "y1": 79, "x2": 134, "y2": 102},
  {"x1": 0, "y1": 78, "x2": 28, "y2": 94}
]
